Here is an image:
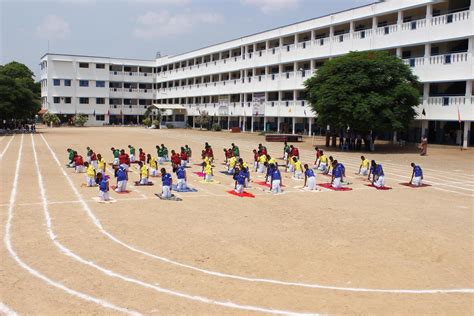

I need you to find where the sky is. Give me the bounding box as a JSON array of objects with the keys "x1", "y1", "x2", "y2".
[{"x1": 0, "y1": 0, "x2": 374, "y2": 78}]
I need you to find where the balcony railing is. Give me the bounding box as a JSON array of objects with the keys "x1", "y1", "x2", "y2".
[
  {"x1": 429, "y1": 52, "x2": 469, "y2": 64},
  {"x1": 431, "y1": 10, "x2": 470, "y2": 25},
  {"x1": 401, "y1": 18, "x2": 427, "y2": 31},
  {"x1": 152, "y1": 9, "x2": 470, "y2": 82},
  {"x1": 333, "y1": 33, "x2": 350, "y2": 43},
  {"x1": 427, "y1": 96, "x2": 466, "y2": 106},
  {"x1": 375, "y1": 24, "x2": 398, "y2": 35},
  {"x1": 402, "y1": 57, "x2": 425, "y2": 67},
  {"x1": 353, "y1": 29, "x2": 372, "y2": 39}
]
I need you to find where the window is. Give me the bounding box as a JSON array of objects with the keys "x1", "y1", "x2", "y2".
[
  {"x1": 53, "y1": 79, "x2": 60, "y2": 86},
  {"x1": 65, "y1": 97, "x2": 71, "y2": 104},
  {"x1": 79, "y1": 97, "x2": 89, "y2": 104},
  {"x1": 79, "y1": 80, "x2": 89, "y2": 87},
  {"x1": 53, "y1": 97, "x2": 60, "y2": 103},
  {"x1": 96, "y1": 115, "x2": 105, "y2": 121},
  {"x1": 96, "y1": 63, "x2": 105, "y2": 69},
  {"x1": 96, "y1": 98, "x2": 105, "y2": 104},
  {"x1": 64, "y1": 79, "x2": 71, "y2": 86},
  {"x1": 174, "y1": 114, "x2": 185, "y2": 122},
  {"x1": 79, "y1": 62, "x2": 89, "y2": 68},
  {"x1": 96, "y1": 80, "x2": 105, "y2": 88}
]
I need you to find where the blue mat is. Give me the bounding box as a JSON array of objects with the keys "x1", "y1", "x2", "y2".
[
  {"x1": 171, "y1": 185, "x2": 198, "y2": 192},
  {"x1": 219, "y1": 171, "x2": 234, "y2": 176}
]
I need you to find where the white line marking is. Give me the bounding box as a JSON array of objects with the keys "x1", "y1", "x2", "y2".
[
  {"x1": 4, "y1": 135, "x2": 139, "y2": 315},
  {"x1": 37, "y1": 135, "x2": 319, "y2": 315},
  {"x1": 41, "y1": 134, "x2": 474, "y2": 295},
  {"x1": 0, "y1": 135, "x2": 15, "y2": 160},
  {"x1": 0, "y1": 303, "x2": 18, "y2": 316}
]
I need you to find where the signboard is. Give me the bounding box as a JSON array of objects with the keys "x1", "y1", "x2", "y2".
[{"x1": 218, "y1": 95, "x2": 230, "y2": 104}]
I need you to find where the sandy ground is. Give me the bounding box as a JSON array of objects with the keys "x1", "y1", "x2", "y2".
[{"x1": 0, "y1": 126, "x2": 473, "y2": 315}]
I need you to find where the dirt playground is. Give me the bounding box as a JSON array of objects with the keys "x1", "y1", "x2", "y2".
[{"x1": 0, "y1": 126, "x2": 473, "y2": 315}]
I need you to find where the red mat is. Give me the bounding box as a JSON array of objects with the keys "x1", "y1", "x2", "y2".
[
  {"x1": 227, "y1": 190, "x2": 256, "y2": 198},
  {"x1": 317, "y1": 183, "x2": 353, "y2": 191},
  {"x1": 254, "y1": 181, "x2": 285, "y2": 188},
  {"x1": 110, "y1": 185, "x2": 131, "y2": 194},
  {"x1": 193, "y1": 172, "x2": 205, "y2": 177},
  {"x1": 366, "y1": 184, "x2": 392, "y2": 190},
  {"x1": 399, "y1": 183, "x2": 432, "y2": 188}
]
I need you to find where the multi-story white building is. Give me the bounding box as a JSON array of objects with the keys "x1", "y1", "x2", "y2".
[
  {"x1": 39, "y1": 55, "x2": 156, "y2": 126},
  {"x1": 40, "y1": 0, "x2": 474, "y2": 146}
]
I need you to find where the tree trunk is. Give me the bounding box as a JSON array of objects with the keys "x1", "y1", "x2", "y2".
[{"x1": 325, "y1": 133, "x2": 330, "y2": 147}]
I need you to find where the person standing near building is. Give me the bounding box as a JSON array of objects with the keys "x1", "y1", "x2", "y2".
[{"x1": 420, "y1": 135, "x2": 428, "y2": 156}]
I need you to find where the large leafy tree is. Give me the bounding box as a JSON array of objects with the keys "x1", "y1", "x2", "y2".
[
  {"x1": 0, "y1": 61, "x2": 41, "y2": 122},
  {"x1": 304, "y1": 51, "x2": 420, "y2": 137}
]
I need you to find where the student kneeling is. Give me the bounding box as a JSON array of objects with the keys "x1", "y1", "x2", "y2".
[
  {"x1": 233, "y1": 168, "x2": 246, "y2": 194},
  {"x1": 160, "y1": 168, "x2": 172, "y2": 198}
]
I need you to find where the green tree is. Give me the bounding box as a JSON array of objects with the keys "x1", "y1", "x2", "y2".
[
  {"x1": 0, "y1": 61, "x2": 41, "y2": 122},
  {"x1": 74, "y1": 113, "x2": 89, "y2": 127},
  {"x1": 304, "y1": 51, "x2": 421, "y2": 145}
]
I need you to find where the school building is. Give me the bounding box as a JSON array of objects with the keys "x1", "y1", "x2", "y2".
[{"x1": 39, "y1": 0, "x2": 474, "y2": 147}]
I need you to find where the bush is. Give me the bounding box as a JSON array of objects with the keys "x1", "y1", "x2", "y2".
[
  {"x1": 42, "y1": 111, "x2": 60, "y2": 126},
  {"x1": 165, "y1": 123, "x2": 174, "y2": 129},
  {"x1": 212, "y1": 123, "x2": 222, "y2": 131},
  {"x1": 143, "y1": 117, "x2": 152, "y2": 127},
  {"x1": 152, "y1": 120, "x2": 160, "y2": 128},
  {"x1": 74, "y1": 113, "x2": 88, "y2": 127}
]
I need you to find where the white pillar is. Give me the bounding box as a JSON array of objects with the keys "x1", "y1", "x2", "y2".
[
  {"x1": 277, "y1": 117, "x2": 281, "y2": 133},
  {"x1": 263, "y1": 117, "x2": 267, "y2": 132},
  {"x1": 424, "y1": 43, "x2": 431, "y2": 58},
  {"x1": 227, "y1": 116, "x2": 230, "y2": 130},
  {"x1": 192, "y1": 116, "x2": 195, "y2": 128},
  {"x1": 396, "y1": 47, "x2": 402, "y2": 58},
  {"x1": 251, "y1": 116, "x2": 254, "y2": 133},
  {"x1": 372, "y1": 16, "x2": 378, "y2": 30},
  {"x1": 423, "y1": 83, "x2": 430, "y2": 103},
  {"x1": 466, "y1": 80, "x2": 472, "y2": 99},
  {"x1": 242, "y1": 116, "x2": 246, "y2": 132},
  {"x1": 397, "y1": 10, "x2": 404, "y2": 25},
  {"x1": 292, "y1": 117, "x2": 296, "y2": 135},
  {"x1": 426, "y1": 4, "x2": 433, "y2": 19},
  {"x1": 463, "y1": 122, "x2": 471, "y2": 149},
  {"x1": 308, "y1": 117, "x2": 313, "y2": 136}
]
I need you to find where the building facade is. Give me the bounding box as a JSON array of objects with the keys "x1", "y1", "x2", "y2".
[{"x1": 40, "y1": 0, "x2": 474, "y2": 146}]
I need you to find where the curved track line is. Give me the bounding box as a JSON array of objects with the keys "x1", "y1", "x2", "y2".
[
  {"x1": 41, "y1": 134, "x2": 474, "y2": 295},
  {"x1": 4, "y1": 135, "x2": 139, "y2": 316},
  {"x1": 34, "y1": 135, "x2": 318, "y2": 315},
  {"x1": 0, "y1": 135, "x2": 15, "y2": 160}
]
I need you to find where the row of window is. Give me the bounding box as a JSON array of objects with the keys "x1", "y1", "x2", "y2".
[
  {"x1": 53, "y1": 97, "x2": 106, "y2": 104},
  {"x1": 79, "y1": 63, "x2": 106, "y2": 69},
  {"x1": 53, "y1": 79, "x2": 106, "y2": 88},
  {"x1": 52, "y1": 97, "x2": 153, "y2": 105}
]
